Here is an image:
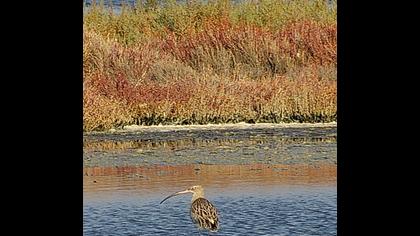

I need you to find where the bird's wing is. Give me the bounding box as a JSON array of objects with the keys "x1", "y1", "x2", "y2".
[{"x1": 191, "y1": 198, "x2": 219, "y2": 231}]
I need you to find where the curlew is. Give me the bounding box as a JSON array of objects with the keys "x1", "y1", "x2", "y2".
[{"x1": 160, "y1": 185, "x2": 219, "y2": 233}]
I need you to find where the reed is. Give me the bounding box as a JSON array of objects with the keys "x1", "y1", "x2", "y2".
[{"x1": 83, "y1": 0, "x2": 337, "y2": 131}]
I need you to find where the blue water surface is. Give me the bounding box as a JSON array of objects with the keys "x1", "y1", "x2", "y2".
[{"x1": 84, "y1": 184, "x2": 336, "y2": 235}]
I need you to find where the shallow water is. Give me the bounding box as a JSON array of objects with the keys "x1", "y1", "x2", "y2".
[
  {"x1": 83, "y1": 124, "x2": 336, "y2": 235},
  {"x1": 83, "y1": 123, "x2": 336, "y2": 167}
]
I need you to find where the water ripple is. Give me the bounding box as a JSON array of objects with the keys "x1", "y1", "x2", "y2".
[{"x1": 84, "y1": 185, "x2": 336, "y2": 235}]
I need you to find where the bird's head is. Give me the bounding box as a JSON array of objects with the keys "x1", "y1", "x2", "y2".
[
  {"x1": 186, "y1": 185, "x2": 203, "y2": 193},
  {"x1": 160, "y1": 185, "x2": 204, "y2": 204}
]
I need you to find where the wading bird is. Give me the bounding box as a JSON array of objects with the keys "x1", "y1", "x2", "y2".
[{"x1": 160, "y1": 185, "x2": 219, "y2": 233}]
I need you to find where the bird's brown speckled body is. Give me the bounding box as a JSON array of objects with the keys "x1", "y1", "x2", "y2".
[{"x1": 190, "y1": 197, "x2": 219, "y2": 232}]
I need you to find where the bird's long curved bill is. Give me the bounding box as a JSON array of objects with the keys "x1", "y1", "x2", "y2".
[{"x1": 160, "y1": 190, "x2": 190, "y2": 204}]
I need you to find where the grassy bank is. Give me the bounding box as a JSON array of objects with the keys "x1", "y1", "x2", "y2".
[{"x1": 83, "y1": 0, "x2": 337, "y2": 131}]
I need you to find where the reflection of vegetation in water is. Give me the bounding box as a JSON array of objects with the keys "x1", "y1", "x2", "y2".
[
  {"x1": 83, "y1": 136, "x2": 336, "y2": 151},
  {"x1": 83, "y1": 163, "x2": 337, "y2": 193},
  {"x1": 83, "y1": 137, "x2": 336, "y2": 166},
  {"x1": 83, "y1": 126, "x2": 337, "y2": 166}
]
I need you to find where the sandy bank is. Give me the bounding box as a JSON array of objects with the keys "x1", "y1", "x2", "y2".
[{"x1": 91, "y1": 122, "x2": 337, "y2": 134}]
